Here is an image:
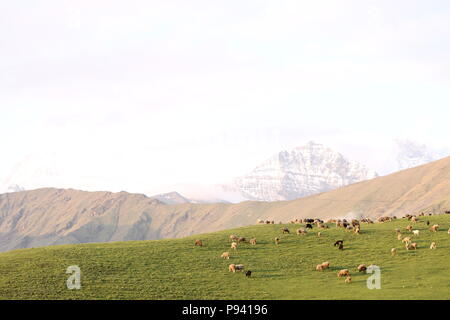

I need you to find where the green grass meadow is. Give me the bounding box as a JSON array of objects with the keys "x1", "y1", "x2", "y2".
[{"x1": 0, "y1": 215, "x2": 449, "y2": 300}]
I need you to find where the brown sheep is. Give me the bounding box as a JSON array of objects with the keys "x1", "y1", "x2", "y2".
[
  {"x1": 430, "y1": 242, "x2": 436, "y2": 249},
  {"x1": 397, "y1": 233, "x2": 403, "y2": 241},
  {"x1": 281, "y1": 228, "x2": 290, "y2": 234},
  {"x1": 316, "y1": 264, "x2": 324, "y2": 271},
  {"x1": 391, "y1": 248, "x2": 397, "y2": 256},
  {"x1": 221, "y1": 252, "x2": 230, "y2": 259},
  {"x1": 229, "y1": 234, "x2": 238, "y2": 242},
  {"x1": 228, "y1": 264, "x2": 236, "y2": 272},
  {"x1": 402, "y1": 237, "x2": 411, "y2": 244},
  {"x1": 345, "y1": 276, "x2": 352, "y2": 284},
  {"x1": 357, "y1": 264, "x2": 367, "y2": 272},
  {"x1": 249, "y1": 238, "x2": 257, "y2": 245},
  {"x1": 338, "y1": 269, "x2": 350, "y2": 277},
  {"x1": 296, "y1": 228, "x2": 307, "y2": 235},
  {"x1": 231, "y1": 242, "x2": 238, "y2": 250},
  {"x1": 194, "y1": 239, "x2": 203, "y2": 247},
  {"x1": 406, "y1": 225, "x2": 413, "y2": 232},
  {"x1": 321, "y1": 261, "x2": 330, "y2": 270},
  {"x1": 430, "y1": 224, "x2": 439, "y2": 232},
  {"x1": 237, "y1": 237, "x2": 246, "y2": 243},
  {"x1": 406, "y1": 242, "x2": 418, "y2": 250}
]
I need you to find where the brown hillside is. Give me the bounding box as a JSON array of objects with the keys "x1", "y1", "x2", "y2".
[{"x1": 0, "y1": 156, "x2": 449, "y2": 252}]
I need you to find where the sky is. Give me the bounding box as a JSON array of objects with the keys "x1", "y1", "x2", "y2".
[{"x1": 1, "y1": 1, "x2": 450, "y2": 197}]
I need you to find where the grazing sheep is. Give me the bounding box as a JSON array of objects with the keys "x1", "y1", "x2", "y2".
[
  {"x1": 430, "y1": 224, "x2": 439, "y2": 232},
  {"x1": 406, "y1": 225, "x2": 413, "y2": 232},
  {"x1": 338, "y1": 269, "x2": 350, "y2": 277},
  {"x1": 391, "y1": 248, "x2": 397, "y2": 256},
  {"x1": 321, "y1": 261, "x2": 330, "y2": 270},
  {"x1": 237, "y1": 237, "x2": 246, "y2": 243},
  {"x1": 427, "y1": 221, "x2": 430, "y2": 226},
  {"x1": 245, "y1": 271, "x2": 252, "y2": 278},
  {"x1": 430, "y1": 242, "x2": 437, "y2": 249},
  {"x1": 235, "y1": 264, "x2": 245, "y2": 272},
  {"x1": 411, "y1": 217, "x2": 418, "y2": 223},
  {"x1": 305, "y1": 223, "x2": 313, "y2": 229},
  {"x1": 250, "y1": 238, "x2": 257, "y2": 245},
  {"x1": 402, "y1": 237, "x2": 411, "y2": 244},
  {"x1": 194, "y1": 240, "x2": 203, "y2": 247},
  {"x1": 221, "y1": 252, "x2": 230, "y2": 259},
  {"x1": 334, "y1": 240, "x2": 344, "y2": 247},
  {"x1": 357, "y1": 264, "x2": 367, "y2": 272},
  {"x1": 231, "y1": 242, "x2": 238, "y2": 250},
  {"x1": 406, "y1": 242, "x2": 418, "y2": 250},
  {"x1": 412, "y1": 230, "x2": 420, "y2": 236},
  {"x1": 229, "y1": 235, "x2": 238, "y2": 242},
  {"x1": 229, "y1": 264, "x2": 244, "y2": 273},
  {"x1": 281, "y1": 228, "x2": 290, "y2": 234},
  {"x1": 274, "y1": 237, "x2": 280, "y2": 245},
  {"x1": 296, "y1": 228, "x2": 307, "y2": 235},
  {"x1": 345, "y1": 276, "x2": 352, "y2": 284},
  {"x1": 257, "y1": 219, "x2": 264, "y2": 224},
  {"x1": 394, "y1": 228, "x2": 400, "y2": 234},
  {"x1": 316, "y1": 264, "x2": 324, "y2": 271},
  {"x1": 338, "y1": 244, "x2": 344, "y2": 250},
  {"x1": 397, "y1": 233, "x2": 403, "y2": 241},
  {"x1": 354, "y1": 227, "x2": 361, "y2": 234}
]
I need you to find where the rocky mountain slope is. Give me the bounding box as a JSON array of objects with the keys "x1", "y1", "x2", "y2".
[
  {"x1": 149, "y1": 191, "x2": 191, "y2": 204},
  {"x1": 233, "y1": 141, "x2": 377, "y2": 201},
  {"x1": 0, "y1": 156, "x2": 449, "y2": 252},
  {"x1": 396, "y1": 139, "x2": 447, "y2": 171}
]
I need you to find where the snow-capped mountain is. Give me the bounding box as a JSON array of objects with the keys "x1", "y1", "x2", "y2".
[
  {"x1": 150, "y1": 191, "x2": 192, "y2": 205},
  {"x1": 4, "y1": 184, "x2": 25, "y2": 193},
  {"x1": 232, "y1": 141, "x2": 378, "y2": 201},
  {"x1": 396, "y1": 140, "x2": 447, "y2": 171}
]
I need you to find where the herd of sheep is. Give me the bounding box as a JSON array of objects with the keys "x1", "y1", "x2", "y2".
[{"x1": 193, "y1": 212, "x2": 449, "y2": 283}]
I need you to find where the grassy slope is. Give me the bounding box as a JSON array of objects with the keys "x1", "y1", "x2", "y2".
[{"x1": 0, "y1": 215, "x2": 449, "y2": 300}]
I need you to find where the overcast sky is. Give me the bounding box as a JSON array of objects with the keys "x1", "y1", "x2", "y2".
[{"x1": 1, "y1": 1, "x2": 450, "y2": 196}]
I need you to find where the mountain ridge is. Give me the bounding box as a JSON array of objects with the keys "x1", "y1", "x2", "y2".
[
  {"x1": 0, "y1": 156, "x2": 449, "y2": 252},
  {"x1": 232, "y1": 141, "x2": 378, "y2": 201}
]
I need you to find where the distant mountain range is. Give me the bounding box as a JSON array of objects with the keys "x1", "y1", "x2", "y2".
[
  {"x1": 2, "y1": 140, "x2": 448, "y2": 204},
  {"x1": 1, "y1": 155, "x2": 449, "y2": 252},
  {"x1": 230, "y1": 141, "x2": 378, "y2": 201},
  {"x1": 149, "y1": 191, "x2": 192, "y2": 205},
  {"x1": 396, "y1": 139, "x2": 448, "y2": 171}
]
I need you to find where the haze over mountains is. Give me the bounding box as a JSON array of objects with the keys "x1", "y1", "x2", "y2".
[
  {"x1": 1, "y1": 156, "x2": 449, "y2": 252},
  {"x1": 231, "y1": 141, "x2": 377, "y2": 201}
]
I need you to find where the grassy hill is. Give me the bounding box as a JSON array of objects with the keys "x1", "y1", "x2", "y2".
[{"x1": 0, "y1": 214, "x2": 449, "y2": 300}]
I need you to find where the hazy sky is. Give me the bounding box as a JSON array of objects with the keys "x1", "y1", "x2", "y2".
[{"x1": 1, "y1": 1, "x2": 450, "y2": 196}]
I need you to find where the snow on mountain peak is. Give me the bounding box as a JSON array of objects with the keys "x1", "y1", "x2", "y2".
[
  {"x1": 233, "y1": 141, "x2": 378, "y2": 202},
  {"x1": 396, "y1": 140, "x2": 443, "y2": 170}
]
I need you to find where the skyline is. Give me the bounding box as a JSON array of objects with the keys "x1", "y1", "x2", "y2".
[{"x1": 2, "y1": 1, "x2": 450, "y2": 197}]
